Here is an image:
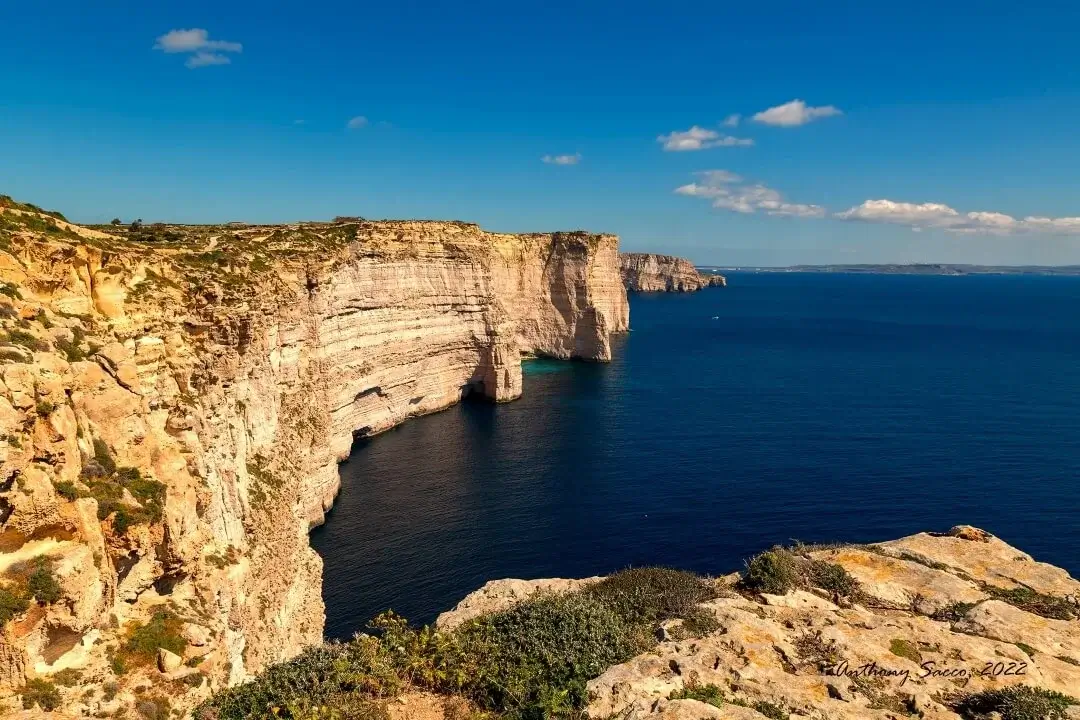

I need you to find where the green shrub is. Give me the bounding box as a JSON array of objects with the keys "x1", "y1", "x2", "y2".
[
  {"x1": 195, "y1": 637, "x2": 401, "y2": 720},
  {"x1": 985, "y1": 586, "x2": 1077, "y2": 620},
  {"x1": 5, "y1": 329, "x2": 47, "y2": 352},
  {"x1": 55, "y1": 325, "x2": 88, "y2": 362},
  {"x1": 27, "y1": 557, "x2": 62, "y2": 604},
  {"x1": 0, "y1": 586, "x2": 30, "y2": 624},
  {"x1": 87, "y1": 478, "x2": 125, "y2": 520},
  {"x1": 952, "y1": 686, "x2": 1078, "y2": 720},
  {"x1": 742, "y1": 547, "x2": 859, "y2": 599},
  {"x1": 53, "y1": 480, "x2": 80, "y2": 501},
  {"x1": 200, "y1": 566, "x2": 721, "y2": 720},
  {"x1": 748, "y1": 701, "x2": 788, "y2": 720},
  {"x1": 135, "y1": 695, "x2": 171, "y2": 720},
  {"x1": 455, "y1": 591, "x2": 643, "y2": 717},
  {"x1": 1057, "y1": 655, "x2": 1080, "y2": 666},
  {"x1": 933, "y1": 601, "x2": 978, "y2": 622},
  {"x1": 587, "y1": 567, "x2": 718, "y2": 628},
  {"x1": 35, "y1": 400, "x2": 57, "y2": 417},
  {"x1": 51, "y1": 668, "x2": 82, "y2": 686},
  {"x1": 805, "y1": 560, "x2": 858, "y2": 597},
  {"x1": 1015, "y1": 642, "x2": 1037, "y2": 657},
  {"x1": 676, "y1": 608, "x2": 721, "y2": 638},
  {"x1": 670, "y1": 683, "x2": 725, "y2": 708},
  {"x1": 0, "y1": 282, "x2": 21, "y2": 300},
  {"x1": 117, "y1": 467, "x2": 165, "y2": 523},
  {"x1": 743, "y1": 548, "x2": 799, "y2": 594},
  {"x1": 121, "y1": 610, "x2": 186, "y2": 667},
  {"x1": 888, "y1": 638, "x2": 922, "y2": 664},
  {"x1": 93, "y1": 438, "x2": 117, "y2": 474},
  {"x1": 20, "y1": 678, "x2": 61, "y2": 710}
]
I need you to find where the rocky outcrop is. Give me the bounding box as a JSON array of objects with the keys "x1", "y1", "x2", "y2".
[
  {"x1": 443, "y1": 526, "x2": 1080, "y2": 720},
  {"x1": 619, "y1": 253, "x2": 726, "y2": 292},
  {"x1": 0, "y1": 202, "x2": 628, "y2": 716}
]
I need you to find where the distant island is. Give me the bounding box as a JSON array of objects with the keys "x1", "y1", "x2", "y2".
[{"x1": 700, "y1": 263, "x2": 1080, "y2": 276}]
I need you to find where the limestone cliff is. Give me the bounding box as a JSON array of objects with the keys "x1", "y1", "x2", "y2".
[
  {"x1": 442, "y1": 526, "x2": 1080, "y2": 720},
  {"x1": 619, "y1": 252, "x2": 726, "y2": 292},
  {"x1": 0, "y1": 198, "x2": 628, "y2": 716}
]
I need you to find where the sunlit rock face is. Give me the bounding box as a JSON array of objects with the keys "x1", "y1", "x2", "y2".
[
  {"x1": 619, "y1": 252, "x2": 726, "y2": 292},
  {"x1": 0, "y1": 205, "x2": 628, "y2": 716}
]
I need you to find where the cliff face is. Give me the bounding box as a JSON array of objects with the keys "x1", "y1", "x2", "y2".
[
  {"x1": 619, "y1": 252, "x2": 726, "y2": 292},
  {"x1": 0, "y1": 202, "x2": 628, "y2": 716}
]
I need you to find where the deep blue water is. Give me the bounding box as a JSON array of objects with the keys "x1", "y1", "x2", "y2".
[{"x1": 312, "y1": 272, "x2": 1080, "y2": 640}]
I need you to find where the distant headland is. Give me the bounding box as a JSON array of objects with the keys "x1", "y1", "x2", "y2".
[{"x1": 703, "y1": 263, "x2": 1080, "y2": 276}]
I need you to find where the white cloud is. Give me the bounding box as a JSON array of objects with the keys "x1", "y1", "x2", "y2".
[
  {"x1": 836, "y1": 199, "x2": 1080, "y2": 235},
  {"x1": 752, "y1": 99, "x2": 842, "y2": 127},
  {"x1": 658, "y1": 126, "x2": 754, "y2": 151},
  {"x1": 542, "y1": 153, "x2": 581, "y2": 165},
  {"x1": 186, "y1": 52, "x2": 231, "y2": 68},
  {"x1": 154, "y1": 29, "x2": 242, "y2": 68},
  {"x1": 346, "y1": 116, "x2": 369, "y2": 130},
  {"x1": 675, "y1": 170, "x2": 825, "y2": 218},
  {"x1": 722, "y1": 113, "x2": 741, "y2": 128}
]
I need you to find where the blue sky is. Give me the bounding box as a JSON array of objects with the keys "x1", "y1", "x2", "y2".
[{"x1": 3, "y1": 1, "x2": 1080, "y2": 265}]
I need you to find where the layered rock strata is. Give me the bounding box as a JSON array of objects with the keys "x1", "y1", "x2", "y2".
[
  {"x1": 443, "y1": 526, "x2": 1080, "y2": 720},
  {"x1": 0, "y1": 202, "x2": 628, "y2": 716},
  {"x1": 619, "y1": 252, "x2": 726, "y2": 291}
]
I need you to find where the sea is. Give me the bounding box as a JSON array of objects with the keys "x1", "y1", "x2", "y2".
[{"x1": 311, "y1": 272, "x2": 1080, "y2": 639}]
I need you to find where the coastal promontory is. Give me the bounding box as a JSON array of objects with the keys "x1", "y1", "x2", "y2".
[{"x1": 620, "y1": 252, "x2": 726, "y2": 292}]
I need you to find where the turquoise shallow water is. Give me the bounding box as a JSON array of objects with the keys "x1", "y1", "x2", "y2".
[{"x1": 312, "y1": 272, "x2": 1080, "y2": 638}]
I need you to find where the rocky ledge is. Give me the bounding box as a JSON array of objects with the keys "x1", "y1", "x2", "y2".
[
  {"x1": 194, "y1": 525, "x2": 1078, "y2": 720},
  {"x1": 620, "y1": 252, "x2": 726, "y2": 292},
  {"x1": 440, "y1": 526, "x2": 1079, "y2": 720}
]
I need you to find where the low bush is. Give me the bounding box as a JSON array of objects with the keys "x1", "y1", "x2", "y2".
[
  {"x1": 951, "y1": 686, "x2": 1078, "y2": 720},
  {"x1": 888, "y1": 638, "x2": 922, "y2": 664},
  {"x1": 985, "y1": 586, "x2": 1077, "y2": 620},
  {"x1": 670, "y1": 683, "x2": 725, "y2": 708},
  {"x1": 93, "y1": 438, "x2": 117, "y2": 474},
  {"x1": 792, "y1": 630, "x2": 841, "y2": 669},
  {"x1": 54, "y1": 325, "x2": 88, "y2": 362},
  {"x1": 51, "y1": 668, "x2": 82, "y2": 686},
  {"x1": 454, "y1": 591, "x2": 642, "y2": 717},
  {"x1": 0, "y1": 586, "x2": 30, "y2": 624},
  {"x1": 53, "y1": 480, "x2": 80, "y2": 501},
  {"x1": 26, "y1": 557, "x2": 62, "y2": 604},
  {"x1": 933, "y1": 601, "x2": 978, "y2": 622},
  {"x1": 20, "y1": 678, "x2": 61, "y2": 710},
  {"x1": 118, "y1": 610, "x2": 187, "y2": 669},
  {"x1": 742, "y1": 547, "x2": 858, "y2": 599},
  {"x1": 587, "y1": 567, "x2": 718, "y2": 628},
  {"x1": 83, "y1": 438, "x2": 165, "y2": 533},
  {"x1": 197, "y1": 637, "x2": 400, "y2": 720},
  {"x1": 199, "y1": 566, "x2": 721, "y2": 720},
  {"x1": 5, "y1": 329, "x2": 47, "y2": 352},
  {"x1": 743, "y1": 548, "x2": 799, "y2": 594}
]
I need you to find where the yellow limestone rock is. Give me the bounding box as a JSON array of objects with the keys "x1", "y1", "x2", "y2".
[{"x1": 0, "y1": 208, "x2": 629, "y2": 716}]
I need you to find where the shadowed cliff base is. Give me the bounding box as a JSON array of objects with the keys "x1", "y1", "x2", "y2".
[{"x1": 197, "y1": 526, "x2": 1080, "y2": 720}]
